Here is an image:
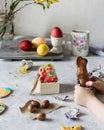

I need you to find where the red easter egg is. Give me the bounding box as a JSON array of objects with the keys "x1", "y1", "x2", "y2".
[
  {"x1": 19, "y1": 40, "x2": 32, "y2": 51},
  {"x1": 51, "y1": 27, "x2": 63, "y2": 38}
]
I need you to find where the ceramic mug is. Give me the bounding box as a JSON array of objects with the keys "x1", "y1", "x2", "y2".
[{"x1": 71, "y1": 30, "x2": 90, "y2": 57}]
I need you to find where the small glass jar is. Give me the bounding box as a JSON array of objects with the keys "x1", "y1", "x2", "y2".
[{"x1": 0, "y1": 10, "x2": 14, "y2": 40}]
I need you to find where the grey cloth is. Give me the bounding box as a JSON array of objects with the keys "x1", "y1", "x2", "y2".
[{"x1": 89, "y1": 43, "x2": 104, "y2": 56}]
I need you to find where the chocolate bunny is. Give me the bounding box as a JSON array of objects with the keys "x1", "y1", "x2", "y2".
[{"x1": 76, "y1": 56, "x2": 89, "y2": 87}]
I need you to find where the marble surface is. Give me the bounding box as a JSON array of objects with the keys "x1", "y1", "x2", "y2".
[{"x1": 0, "y1": 54, "x2": 104, "y2": 130}]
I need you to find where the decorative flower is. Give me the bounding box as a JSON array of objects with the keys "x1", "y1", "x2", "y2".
[
  {"x1": 6, "y1": 0, "x2": 59, "y2": 18},
  {"x1": 0, "y1": 0, "x2": 60, "y2": 40}
]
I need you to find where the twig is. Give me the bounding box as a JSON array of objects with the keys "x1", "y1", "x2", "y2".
[
  {"x1": 13, "y1": 2, "x2": 34, "y2": 14},
  {"x1": 30, "y1": 74, "x2": 39, "y2": 95}
]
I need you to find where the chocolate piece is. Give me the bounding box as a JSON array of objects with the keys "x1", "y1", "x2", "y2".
[
  {"x1": 28, "y1": 103, "x2": 37, "y2": 113},
  {"x1": 36, "y1": 112, "x2": 46, "y2": 121},
  {"x1": 27, "y1": 100, "x2": 40, "y2": 113},
  {"x1": 30, "y1": 100, "x2": 40, "y2": 109},
  {"x1": 41, "y1": 100, "x2": 50, "y2": 108},
  {"x1": 76, "y1": 56, "x2": 89, "y2": 87}
]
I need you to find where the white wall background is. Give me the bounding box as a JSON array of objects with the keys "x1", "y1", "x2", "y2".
[{"x1": 1, "y1": 0, "x2": 104, "y2": 44}]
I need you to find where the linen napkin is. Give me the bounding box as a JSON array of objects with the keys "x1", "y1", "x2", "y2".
[{"x1": 89, "y1": 43, "x2": 104, "y2": 56}]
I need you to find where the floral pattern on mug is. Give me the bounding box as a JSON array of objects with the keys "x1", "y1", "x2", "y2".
[{"x1": 73, "y1": 35, "x2": 87, "y2": 52}]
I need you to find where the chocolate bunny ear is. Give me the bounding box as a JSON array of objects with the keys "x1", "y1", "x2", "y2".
[
  {"x1": 76, "y1": 56, "x2": 89, "y2": 87},
  {"x1": 76, "y1": 56, "x2": 88, "y2": 67}
]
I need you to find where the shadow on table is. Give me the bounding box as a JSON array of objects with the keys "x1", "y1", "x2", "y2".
[
  {"x1": 31, "y1": 65, "x2": 40, "y2": 71},
  {"x1": 60, "y1": 83, "x2": 74, "y2": 93}
]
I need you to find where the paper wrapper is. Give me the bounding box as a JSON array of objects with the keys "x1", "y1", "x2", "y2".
[{"x1": 20, "y1": 100, "x2": 61, "y2": 119}]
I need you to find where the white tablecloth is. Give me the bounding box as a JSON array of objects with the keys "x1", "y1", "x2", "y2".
[{"x1": 0, "y1": 54, "x2": 104, "y2": 130}]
